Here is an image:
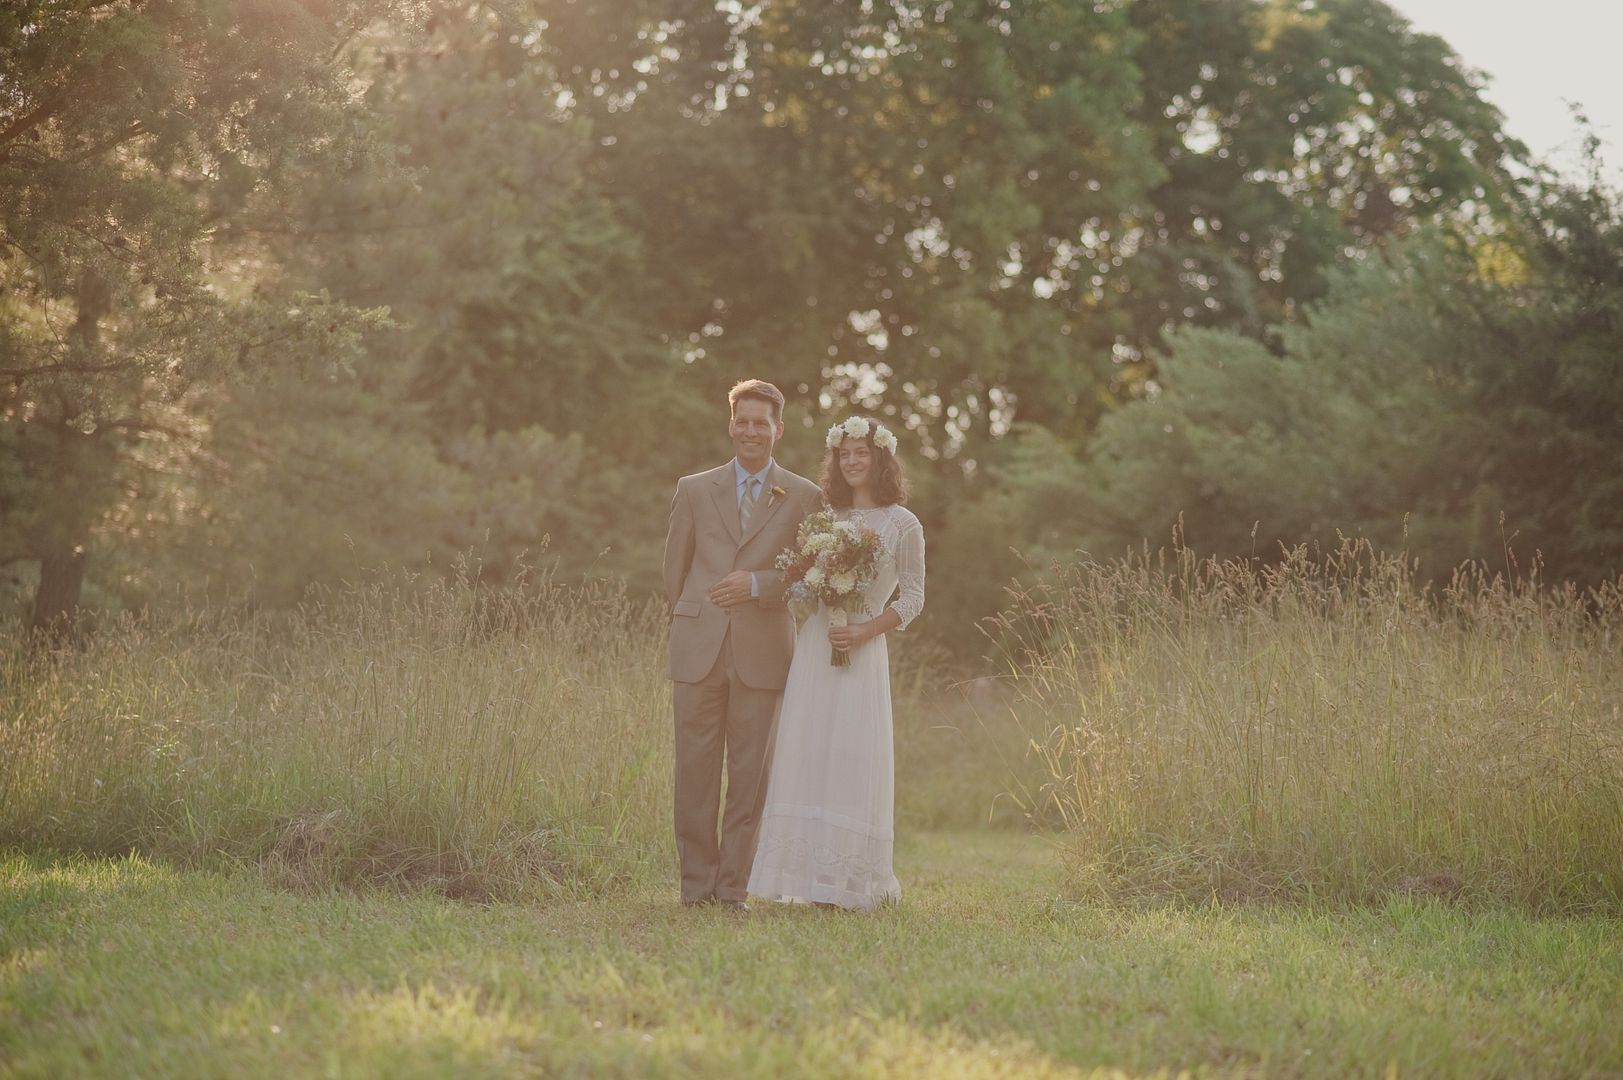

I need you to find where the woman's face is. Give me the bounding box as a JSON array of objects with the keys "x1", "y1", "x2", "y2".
[{"x1": 838, "y1": 437, "x2": 875, "y2": 492}]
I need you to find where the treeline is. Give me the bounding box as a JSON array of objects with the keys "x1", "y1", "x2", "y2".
[{"x1": 2, "y1": 0, "x2": 1619, "y2": 656}]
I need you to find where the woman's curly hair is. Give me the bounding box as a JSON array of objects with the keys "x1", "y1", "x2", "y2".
[{"x1": 819, "y1": 417, "x2": 910, "y2": 509}]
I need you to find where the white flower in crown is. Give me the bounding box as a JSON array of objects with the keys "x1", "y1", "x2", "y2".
[
  {"x1": 825, "y1": 415, "x2": 900, "y2": 453},
  {"x1": 826, "y1": 416, "x2": 868, "y2": 448}
]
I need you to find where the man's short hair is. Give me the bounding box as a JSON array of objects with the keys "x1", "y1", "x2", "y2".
[{"x1": 728, "y1": 379, "x2": 786, "y2": 422}]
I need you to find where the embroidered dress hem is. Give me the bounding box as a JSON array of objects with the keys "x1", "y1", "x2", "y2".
[{"x1": 750, "y1": 807, "x2": 901, "y2": 911}]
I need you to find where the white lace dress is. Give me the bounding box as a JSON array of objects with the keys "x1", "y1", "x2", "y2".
[{"x1": 747, "y1": 503, "x2": 926, "y2": 910}]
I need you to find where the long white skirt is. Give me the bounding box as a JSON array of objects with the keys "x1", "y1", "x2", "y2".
[{"x1": 747, "y1": 604, "x2": 901, "y2": 910}]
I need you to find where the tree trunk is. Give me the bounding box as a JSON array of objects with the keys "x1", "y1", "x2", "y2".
[
  {"x1": 26, "y1": 268, "x2": 111, "y2": 642},
  {"x1": 29, "y1": 540, "x2": 88, "y2": 640}
]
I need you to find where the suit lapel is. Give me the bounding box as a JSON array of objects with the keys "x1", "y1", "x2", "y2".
[
  {"x1": 709, "y1": 464, "x2": 742, "y2": 545},
  {"x1": 737, "y1": 463, "x2": 788, "y2": 549}
]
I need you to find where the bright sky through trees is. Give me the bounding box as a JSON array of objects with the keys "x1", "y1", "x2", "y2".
[{"x1": 1387, "y1": 0, "x2": 1622, "y2": 174}]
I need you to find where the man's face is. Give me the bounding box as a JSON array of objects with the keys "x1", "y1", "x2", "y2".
[{"x1": 729, "y1": 397, "x2": 782, "y2": 470}]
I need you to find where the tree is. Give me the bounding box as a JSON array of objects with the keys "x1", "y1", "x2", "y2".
[
  {"x1": 258, "y1": 2, "x2": 716, "y2": 591},
  {"x1": 1081, "y1": 151, "x2": 1623, "y2": 585},
  {"x1": 1083, "y1": 244, "x2": 1490, "y2": 567},
  {"x1": 1461, "y1": 134, "x2": 1623, "y2": 583},
  {"x1": 531, "y1": 0, "x2": 1160, "y2": 458},
  {"x1": 524, "y1": 0, "x2": 1528, "y2": 455},
  {"x1": 1097, "y1": 0, "x2": 1531, "y2": 392},
  {"x1": 0, "y1": 0, "x2": 380, "y2": 634}
]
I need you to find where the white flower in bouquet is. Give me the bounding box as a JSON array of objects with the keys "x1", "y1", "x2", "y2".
[{"x1": 774, "y1": 505, "x2": 886, "y2": 668}]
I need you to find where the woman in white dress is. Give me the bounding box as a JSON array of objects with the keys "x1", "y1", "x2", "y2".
[{"x1": 747, "y1": 416, "x2": 925, "y2": 911}]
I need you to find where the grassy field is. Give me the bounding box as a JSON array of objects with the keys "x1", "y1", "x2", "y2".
[
  {"x1": 4, "y1": 549, "x2": 1622, "y2": 1076},
  {"x1": 6, "y1": 830, "x2": 1621, "y2": 1079}
]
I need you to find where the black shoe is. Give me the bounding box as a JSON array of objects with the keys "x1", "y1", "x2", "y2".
[
  {"x1": 715, "y1": 898, "x2": 750, "y2": 913},
  {"x1": 681, "y1": 896, "x2": 714, "y2": 908}
]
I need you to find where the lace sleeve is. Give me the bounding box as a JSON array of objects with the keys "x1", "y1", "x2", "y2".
[{"x1": 888, "y1": 512, "x2": 925, "y2": 631}]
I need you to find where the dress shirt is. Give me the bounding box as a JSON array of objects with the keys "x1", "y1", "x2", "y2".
[{"x1": 733, "y1": 458, "x2": 774, "y2": 597}]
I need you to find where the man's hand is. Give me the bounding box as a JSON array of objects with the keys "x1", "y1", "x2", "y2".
[{"x1": 708, "y1": 571, "x2": 755, "y2": 609}]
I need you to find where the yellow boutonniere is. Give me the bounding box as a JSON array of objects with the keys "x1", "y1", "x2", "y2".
[{"x1": 769, "y1": 484, "x2": 787, "y2": 507}]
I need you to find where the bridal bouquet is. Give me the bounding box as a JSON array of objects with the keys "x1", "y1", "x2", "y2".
[{"x1": 776, "y1": 509, "x2": 883, "y2": 667}]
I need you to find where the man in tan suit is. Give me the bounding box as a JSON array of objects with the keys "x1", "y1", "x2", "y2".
[{"x1": 663, "y1": 379, "x2": 822, "y2": 908}]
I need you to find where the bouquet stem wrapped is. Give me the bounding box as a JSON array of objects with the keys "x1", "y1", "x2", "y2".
[{"x1": 827, "y1": 608, "x2": 850, "y2": 667}]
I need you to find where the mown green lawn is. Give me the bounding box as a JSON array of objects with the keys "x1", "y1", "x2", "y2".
[{"x1": 3, "y1": 831, "x2": 1619, "y2": 1079}]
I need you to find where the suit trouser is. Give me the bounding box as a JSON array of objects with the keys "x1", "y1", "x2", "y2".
[{"x1": 671, "y1": 633, "x2": 780, "y2": 902}]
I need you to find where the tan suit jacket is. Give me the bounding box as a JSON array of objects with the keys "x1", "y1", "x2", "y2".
[{"x1": 664, "y1": 461, "x2": 822, "y2": 688}]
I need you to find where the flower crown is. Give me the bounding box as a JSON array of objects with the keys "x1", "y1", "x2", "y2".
[{"x1": 826, "y1": 415, "x2": 899, "y2": 453}]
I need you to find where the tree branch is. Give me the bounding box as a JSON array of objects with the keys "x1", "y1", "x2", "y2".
[
  {"x1": 104, "y1": 417, "x2": 198, "y2": 442},
  {"x1": 0, "y1": 94, "x2": 62, "y2": 149},
  {"x1": 66, "y1": 222, "x2": 142, "y2": 267},
  {"x1": 225, "y1": 214, "x2": 484, "y2": 237},
  {"x1": 0, "y1": 360, "x2": 131, "y2": 380},
  {"x1": 66, "y1": 121, "x2": 152, "y2": 164},
  {"x1": 208, "y1": 430, "x2": 386, "y2": 495}
]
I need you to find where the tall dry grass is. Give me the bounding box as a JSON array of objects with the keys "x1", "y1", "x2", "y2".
[
  {"x1": 991, "y1": 540, "x2": 1623, "y2": 913},
  {"x1": 0, "y1": 571, "x2": 673, "y2": 900},
  {"x1": 10, "y1": 542, "x2": 1620, "y2": 912}
]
